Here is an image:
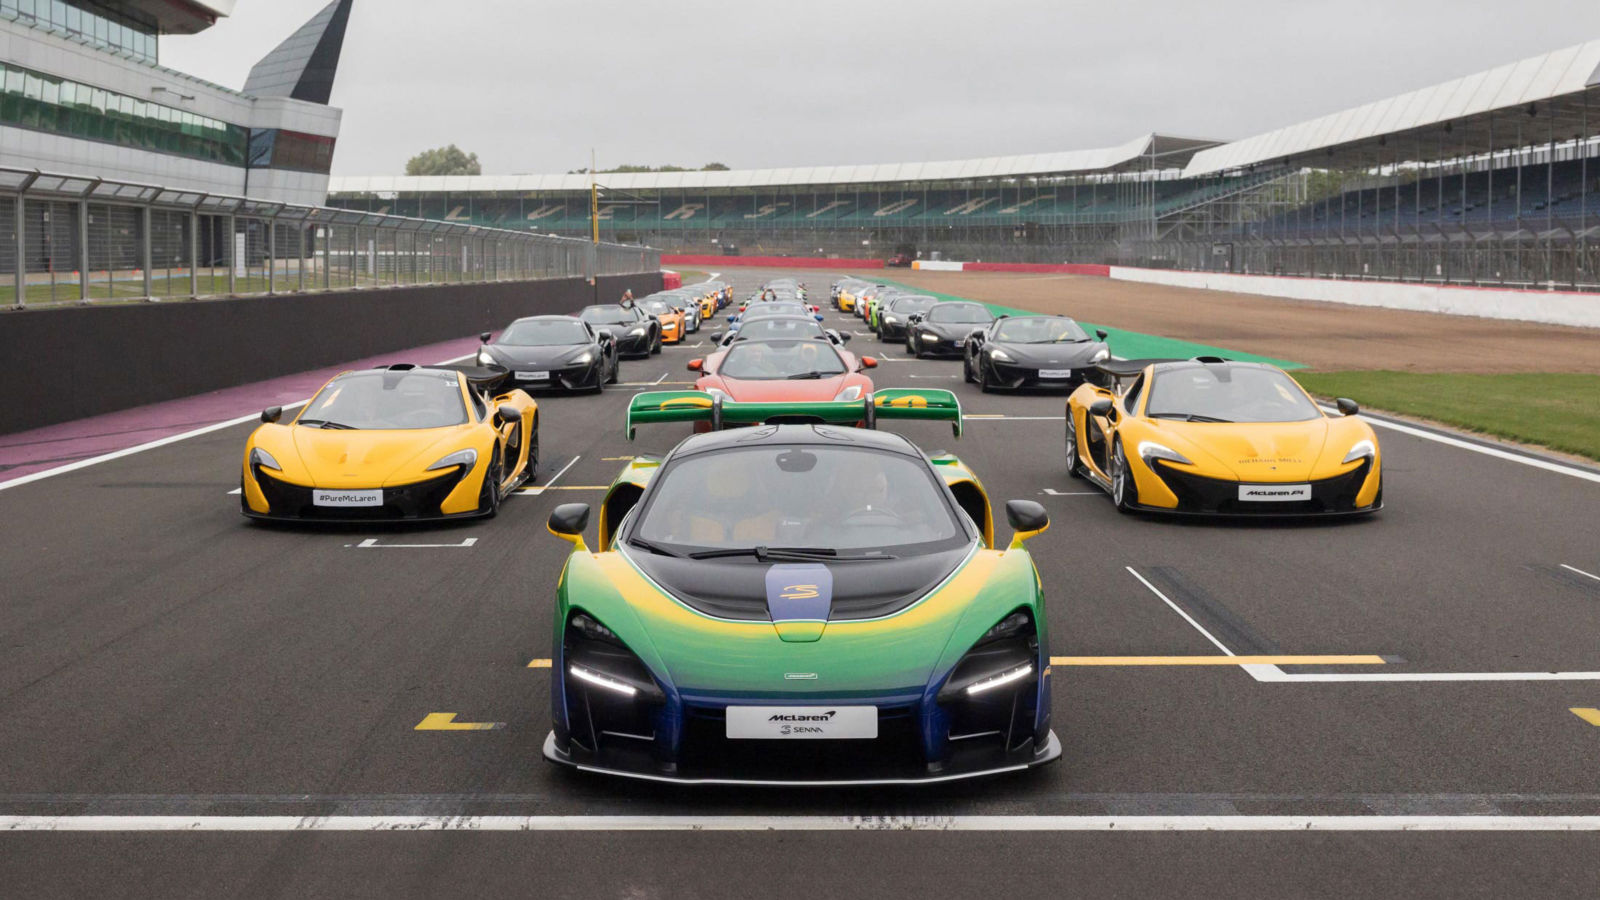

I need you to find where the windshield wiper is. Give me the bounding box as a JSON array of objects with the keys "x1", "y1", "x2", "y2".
[
  {"x1": 685, "y1": 545, "x2": 895, "y2": 562},
  {"x1": 626, "y1": 537, "x2": 682, "y2": 558},
  {"x1": 297, "y1": 418, "x2": 357, "y2": 430},
  {"x1": 1150, "y1": 413, "x2": 1233, "y2": 423},
  {"x1": 785, "y1": 371, "x2": 828, "y2": 380}
]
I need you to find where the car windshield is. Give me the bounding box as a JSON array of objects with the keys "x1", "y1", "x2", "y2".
[
  {"x1": 733, "y1": 318, "x2": 827, "y2": 341},
  {"x1": 995, "y1": 316, "x2": 1089, "y2": 343},
  {"x1": 298, "y1": 370, "x2": 467, "y2": 430},
  {"x1": 716, "y1": 340, "x2": 847, "y2": 379},
  {"x1": 744, "y1": 303, "x2": 809, "y2": 320},
  {"x1": 928, "y1": 304, "x2": 993, "y2": 324},
  {"x1": 580, "y1": 306, "x2": 633, "y2": 325},
  {"x1": 1145, "y1": 365, "x2": 1322, "y2": 423},
  {"x1": 631, "y1": 445, "x2": 966, "y2": 554},
  {"x1": 887, "y1": 297, "x2": 936, "y2": 314},
  {"x1": 642, "y1": 300, "x2": 674, "y2": 315},
  {"x1": 498, "y1": 319, "x2": 590, "y2": 346}
]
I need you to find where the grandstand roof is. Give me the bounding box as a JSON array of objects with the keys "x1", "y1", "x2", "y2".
[
  {"x1": 328, "y1": 133, "x2": 1222, "y2": 196},
  {"x1": 1184, "y1": 39, "x2": 1600, "y2": 177}
]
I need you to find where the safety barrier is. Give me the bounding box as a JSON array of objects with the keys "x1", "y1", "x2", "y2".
[{"x1": 661, "y1": 254, "x2": 884, "y2": 269}]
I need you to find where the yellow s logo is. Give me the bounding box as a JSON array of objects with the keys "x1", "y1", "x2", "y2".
[{"x1": 780, "y1": 584, "x2": 819, "y2": 600}]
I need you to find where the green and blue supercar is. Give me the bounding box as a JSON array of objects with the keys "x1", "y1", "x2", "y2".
[{"x1": 542, "y1": 389, "x2": 1060, "y2": 784}]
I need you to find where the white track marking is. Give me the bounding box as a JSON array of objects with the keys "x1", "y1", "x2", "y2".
[
  {"x1": 0, "y1": 352, "x2": 475, "y2": 492},
  {"x1": 5, "y1": 815, "x2": 1600, "y2": 832},
  {"x1": 962, "y1": 416, "x2": 1060, "y2": 421},
  {"x1": 352, "y1": 538, "x2": 477, "y2": 549},
  {"x1": 1041, "y1": 488, "x2": 1098, "y2": 496},
  {"x1": 1248, "y1": 668, "x2": 1600, "y2": 683},
  {"x1": 1560, "y1": 563, "x2": 1600, "y2": 583},
  {"x1": 1127, "y1": 567, "x2": 1236, "y2": 656},
  {"x1": 516, "y1": 455, "x2": 580, "y2": 496},
  {"x1": 1317, "y1": 405, "x2": 1600, "y2": 485},
  {"x1": 226, "y1": 488, "x2": 241, "y2": 495},
  {"x1": 651, "y1": 372, "x2": 668, "y2": 385}
]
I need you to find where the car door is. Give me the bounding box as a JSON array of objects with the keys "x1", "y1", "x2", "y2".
[{"x1": 1086, "y1": 372, "x2": 1143, "y2": 479}]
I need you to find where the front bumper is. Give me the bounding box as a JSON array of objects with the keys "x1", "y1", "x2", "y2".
[
  {"x1": 244, "y1": 468, "x2": 481, "y2": 521},
  {"x1": 911, "y1": 334, "x2": 966, "y2": 357},
  {"x1": 1138, "y1": 459, "x2": 1381, "y2": 516},
  {"x1": 507, "y1": 361, "x2": 603, "y2": 391},
  {"x1": 616, "y1": 333, "x2": 652, "y2": 356},
  {"x1": 983, "y1": 361, "x2": 1094, "y2": 390}
]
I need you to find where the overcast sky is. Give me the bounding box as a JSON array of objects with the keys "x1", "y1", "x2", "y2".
[{"x1": 161, "y1": 0, "x2": 1600, "y2": 177}]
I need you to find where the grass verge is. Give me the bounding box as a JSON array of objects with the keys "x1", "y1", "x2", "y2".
[{"x1": 1296, "y1": 371, "x2": 1600, "y2": 462}]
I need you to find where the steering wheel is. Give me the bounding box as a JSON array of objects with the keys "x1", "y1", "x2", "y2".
[{"x1": 840, "y1": 505, "x2": 905, "y2": 526}]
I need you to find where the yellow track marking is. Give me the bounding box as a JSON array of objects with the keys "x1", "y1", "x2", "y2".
[
  {"x1": 1050, "y1": 655, "x2": 1386, "y2": 666},
  {"x1": 526, "y1": 659, "x2": 552, "y2": 668},
  {"x1": 414, "y1": 713, "x2": 503, "y2": 731},
  {"x1": 1572, "y1": 708, "x2": 1600, "y2": 726},
  {"x1": 602, "y1": 456, "x2": 635, "y2": 461}
]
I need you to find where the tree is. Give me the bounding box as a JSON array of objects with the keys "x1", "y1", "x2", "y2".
[
  {"x1": 701, "y1": 162, "x2": 729, "y2": 171},
  {"x1": 569, "y1": 163, "x2": 736, "y2": 174},
  {"x1": 405, "y1": 145, "x2": 482, "y2": 176}
]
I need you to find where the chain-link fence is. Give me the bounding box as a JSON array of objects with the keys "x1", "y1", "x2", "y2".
[{"x1": 2, "y1": 166, "x2": 660, "y2": 309}]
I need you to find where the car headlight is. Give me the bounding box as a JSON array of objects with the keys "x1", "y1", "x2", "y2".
[
  {"x1": 1341, "y1": 439, "x2": 1376, "y2": 464},
  {"x1": 426, "y1": 448, "x2": 478, "y2": 471},
  {"x1": 883, "y1": 315, "x2": 898, "y2": 325},
  {"x1": 476, "y1": 348, "x2": 496, "y2": 366},
  {"x1": 572, "y1": 351, "x2": 594, "y2": 366},
  {"x1": 988, "y1": 348, "x2": 1014, "y2": 363},
  {"x1": 627, "y1": 326, "x2": 646, "y2": 336},
  {"x1": 1091, "y1": 347, "x2": 1111, "y2": 363},
  {"x1": 833, "y1": 385, "x2": 862, "y2": 402},
  {"x1": 250, "y1": 447, "x2": 282, "y2": 471},
  {"x1": 1138, "y1": 440, "x2": 1193, "y2": 466}
]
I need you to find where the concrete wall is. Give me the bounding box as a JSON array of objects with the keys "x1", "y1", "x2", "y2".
[
  {"x1": 1108, "y1": 267, "x2": 1600, "y2": 329},
  {"x1": 0, "y1": 272, "x2": 660, "y2": 434}
]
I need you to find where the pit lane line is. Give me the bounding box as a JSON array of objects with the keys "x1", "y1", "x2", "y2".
[
  {"x1": 1315, "y1": 404, "x2": 1600, "y2": 485},
  {"x1": 7, "y1": 814, "x2": 1600, "y2": 832},
  {"x1": 1128, "y1": 565, "x2": 1600, "y2": 684}
]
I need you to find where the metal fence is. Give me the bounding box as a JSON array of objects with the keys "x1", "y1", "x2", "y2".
[{"x1": 2, "y1": 166, "x2": 660, "y2": 309}]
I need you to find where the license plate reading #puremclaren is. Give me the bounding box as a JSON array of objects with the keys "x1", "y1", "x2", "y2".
[
  {"x1": 312, "y1": 489, "x2": 382, "y2": 507},
  {"x1": 1238, "y1": 484, "x2": 1311, "y2": 502},
  {"x1": 515, "y1": 371, "x2": 550, "y2": 381},
  {"x1": 725, "y1": 706, "x2": 878, "y2": 740},
  {"x1": 1038, "y1": 369, "x2": 1073, "y2": 379}
]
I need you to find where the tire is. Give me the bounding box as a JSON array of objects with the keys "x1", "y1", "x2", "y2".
[
  {"x1": 527, "y1": 417, "x2": 540, "y2": 482},
  {"x1": 1110, "y1": 440, "x2": 1138, "y2": 514},
  {"x1": 1064, "y1": 412, "x2": 1083, "y2": 478},
  {"x1": 607, "y1": 357, "x2": 620, "y2": 384},
  {"x1": 978, "y1": 359, "x2": 994, "y2": 393},
  {"x1": 963, "y1": 355, "x2": 976, "y2": 384},
  {"x1": 478, "y1": 448, "x2": 503, "y2": 518},
  {"x1": 650, "y1": 330, "x2": 662, "y2": 355}
]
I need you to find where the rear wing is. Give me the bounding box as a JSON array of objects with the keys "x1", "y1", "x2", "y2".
[
  {"x1": 1092, "y1": 358, "x2": 1179, "y2": 387},
  {"x1": 626, "y1": 389, "x2": 963, "y2": 440}
]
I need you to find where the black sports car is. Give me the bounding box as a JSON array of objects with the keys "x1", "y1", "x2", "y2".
[
  {"x1": 876, "y1": 294, "x2": 938, "y2": 342},
  {"x1": 905, "y1": 302, "x2": 995, "y2": 358},
  {"x1": 579, "y1": 304, "x2": 661, "y2": 358},
  {"x1": 478, "y1": 316, "x2": 620, "y2": 393},
  {"x1": 708, "y1": 314, "x2": 851, "y2": 348},
  {"x1": 962, "y1": 315, "x2": 1110, "y2": 392}
]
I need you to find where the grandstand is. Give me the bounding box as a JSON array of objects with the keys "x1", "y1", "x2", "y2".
[{"x1": 328, "y1": 39, "x2": 1600, "y2": 290}]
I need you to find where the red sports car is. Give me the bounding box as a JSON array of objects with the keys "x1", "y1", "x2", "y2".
[{"x1": 686, "y1": 339, "x2": 877, "y2": 430}]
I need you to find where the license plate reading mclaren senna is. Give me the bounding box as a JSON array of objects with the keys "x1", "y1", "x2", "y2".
[
  {"x1": 1238, "y1": 484, "x2": 1312, "y2": 502},
  {"x1": 725, "y1": 706, "x2": 878, "y2": 740},
  {"x1": 312, "y1": 489, "x2": 383, "y2": 507}
]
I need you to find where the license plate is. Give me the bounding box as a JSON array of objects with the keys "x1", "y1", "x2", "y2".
[
  {"x1": 515, "y1": 371, "x2": 550, "y2": 381},
  {"x1": 1237, "y1": 484, "x2": 1311, "y2": 502},
  {"x1": 1038, "y1": 369, "x2": 1074, "y2": 379},
  {"x1": 725, "y1": 706, "x2": 877, "y2": 740},
  {"x1": 312, "y1": 489, "x2": 382, "y2": 507}
]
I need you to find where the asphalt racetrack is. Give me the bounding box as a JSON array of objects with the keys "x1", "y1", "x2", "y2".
[{"x1": 3, "y1": 270, "x2": 1600, "y2": 898}]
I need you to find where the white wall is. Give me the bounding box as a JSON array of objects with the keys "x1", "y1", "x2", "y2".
[{"x1": 1108, "y1": 267, "x2": 1600, "y2": 329}]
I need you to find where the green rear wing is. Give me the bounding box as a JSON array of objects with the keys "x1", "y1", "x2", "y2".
[{"x1": 625, "y1": 389, "x2": 963, "y2": 439}]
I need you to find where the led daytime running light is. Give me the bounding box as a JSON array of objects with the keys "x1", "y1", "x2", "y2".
[
  {"x1": 569, "y1": 663, "x2": 637, "y2": 697},
  {"x1": 965, "y1": 663, "x2": 1034, "y2": 696}
]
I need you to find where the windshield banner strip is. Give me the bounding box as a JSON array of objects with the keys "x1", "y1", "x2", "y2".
[{"x1": 625, "y1": 389, "x2": 962, "y2": 439}]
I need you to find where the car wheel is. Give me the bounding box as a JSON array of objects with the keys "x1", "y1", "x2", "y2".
[
  {"x1": 527, "y1": 417, "x2": 540, "y2": 482},
  {"x1": 1111, "y1": 440, "x2": 1138, "y2": 513},
  {"x1": 607, "y1": 357, "x2": 620, "y2": 384},
  {"x1": 479, "y1": 448, "x2": 503, "y2": 517},
  {"x1": 1065, "y1": 413, "x2": 1083, "y2": 478},
  {"x1": 651, "y1": 331, "x2": 662, "y2": 355},
  {"x1": 963, "y1": 355, "x2": 976, "y2": 383},
  {"x1": 978, "y1": 359, "x2": 994, "y2": 393}
]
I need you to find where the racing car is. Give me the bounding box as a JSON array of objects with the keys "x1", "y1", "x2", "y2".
[
  {"x1": 542, "y1": 389, "x2": 1059, "y2": 783},
  {"x1": 963, "y1": 314, "x2": 1110, "y2": 392},
  {"x1": 477, "y1": 315, "x2": 619, "y2": 393},
  {"x1": 1064, "y1": 357, "x2": 1383, "y2": 516},
  {"x1": 640, "y1": 296, "x2": 688, "y2": 344},
  {"x1": 687, "y1": 338, "x2": 877, "y2": 430},
  {"x1": 906, "y1": 301, "x2": 996, "y2": 358},
  {"x1": 708, "y1": 315, "x2": 851, "y2": 348},
  {"x1": 241, "y1": 364, "x2": 538, "y2": 521}
]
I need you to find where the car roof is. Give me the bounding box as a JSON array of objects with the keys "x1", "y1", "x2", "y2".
[
  {"x1": 1150, "y1": 358, "x2": 1280, "y2": 377},
  {"x1": 668, "y1": 423, "x2": 923, "y2": 459},
  {"x1": 508, "y1": 314, "x2": 583, "y2": 325}
]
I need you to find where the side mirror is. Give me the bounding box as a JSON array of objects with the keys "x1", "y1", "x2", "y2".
[
  {"x1": 1089, "y1": 398, "x2": 1114, "y2": 417},
  {"x1": 814, "y1": 314, "x2": 825, "y2": 322},
  {"x1": 908, "y1": 313, "x2": 924, "y2": 324},
  {"x1": 495, "y1": 404, "x2": 520, "y2": 424},
  {"x1": 838, "y1": 332, "x2": 852, "y2": 343},
  {"x1": 1005, "y1": 499, "x2": 1050, "y2": 548},
  {"x1": 1095, "y1": 329, "x2": 1109, "y2": 341},
  {"x1": 709, "y1": 331, "x2": 725, "y2": 343},
  {"x1": 687, "y1": 358, "x2": 704, "y2": 372},
  {"x1": 1336, "y1": 397, "x2": 1360, "y2": 416},
  {"x1": 860, "y1": 356, "x2": 878, "y2": 369},
  {"x1": 261, "y1": 406, "x2": 282, "y2": 424},
  {"x1": 547, "y1": 503, "x2": 591, "y2": 549},
  {"x1": 479, "y1": 331, "x2": 492, "y2": 343}
]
